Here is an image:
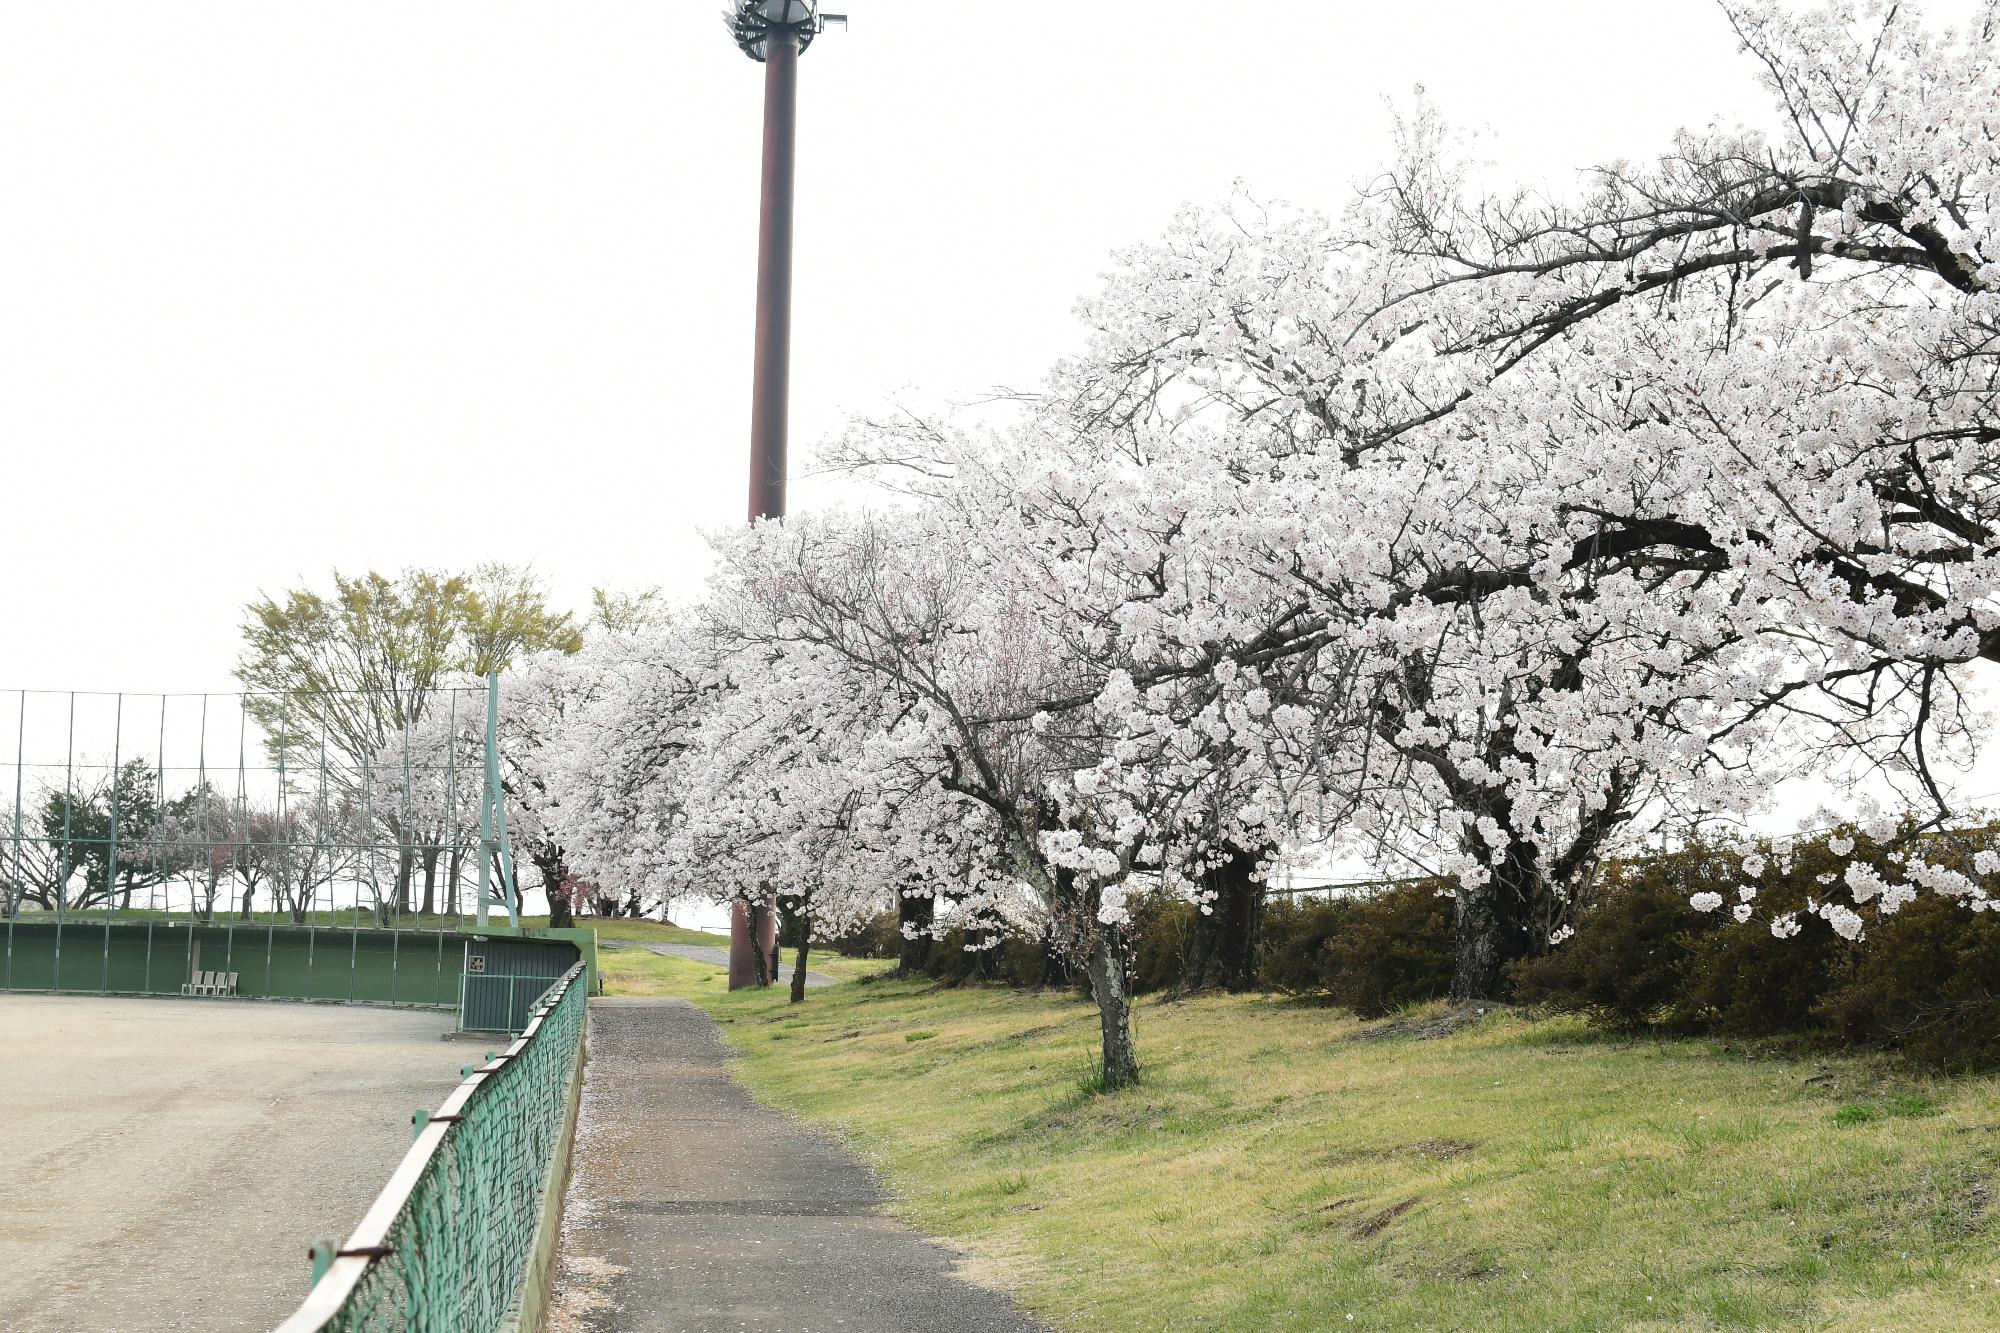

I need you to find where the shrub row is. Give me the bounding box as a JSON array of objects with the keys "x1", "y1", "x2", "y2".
[
  {"x1": 816, "y1": 910, "x2": 904, "y2": 960},
  {"x1": 1259, "y1": 882, "x2": 1456, "y2": 1017},
  {"x1": 848, "y1": 877, "x2": 1457, "y2": 1019},
  {"x1": 1514, "y1": 829, "x2": 2000, "y2": 1070},
  {"x1": 824, "y1": 826, "x2": 2000, "y2": 1068}
]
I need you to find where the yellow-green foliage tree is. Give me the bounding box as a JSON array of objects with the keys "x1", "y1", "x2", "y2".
[{"x1": 236, "y1": 564, "x2": 582, "y2": 914}]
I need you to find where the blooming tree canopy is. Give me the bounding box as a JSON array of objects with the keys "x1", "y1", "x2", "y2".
[{"x1": 532, "y1": 0, "x2": 1997, "y2": 1082}]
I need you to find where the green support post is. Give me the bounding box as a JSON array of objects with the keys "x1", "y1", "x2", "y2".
[
  {"x1": 476, "y1": 671, "x2": 520, "y2": 929},
  {"x1": 309, "y1": 1239, "x2": 337, "y2": 1289}
]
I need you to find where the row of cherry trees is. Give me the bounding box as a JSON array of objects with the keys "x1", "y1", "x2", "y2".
[{"x1": 496, "y1": 1, "x2": 1995, "y2": 1088}]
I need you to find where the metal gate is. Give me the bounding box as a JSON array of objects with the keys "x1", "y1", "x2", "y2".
[{"x1": 458, "y1": 936, "x2": 578, "y2": 1033}]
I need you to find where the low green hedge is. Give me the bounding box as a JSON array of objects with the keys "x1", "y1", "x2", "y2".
[
  {"x1": 852, "y1": 826, "x2": 2000, "y2": 1069},
  {"x1": 1515, "y1": 828, "x2": 2000, "y2": 1070}
]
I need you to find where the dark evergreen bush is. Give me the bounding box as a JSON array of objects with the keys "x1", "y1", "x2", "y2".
[
  {"x1": 1513, "y1": 849, "x2": 1733, "y2": 1033},
  {"x1": 1512, "y1": 878, "x2": 1707, "y2": 1031},
  {"x1": 1257, "y1": 883, "x2": 1454, "y2": 1017},
  {"x1": 819, "y1": 909, "x2": 903, "y2": 959},
  {"x1": 1260, "y1": 897, "x2": 1352, "y2": 994},
  {"x1": 1515, "y1": 827, "x2": 2000, "y2": 1069},
  {"x1": 922, "y1": 925, "x2": 1006, "y2": 986},
  {"x1": 883, "y1": 826, "x2": 2000, "y2": 1069},
  {"x1": 1127, "y1": 892, "x2": 1196, "y2": 994},
  {"x1": 1817, "y1": 875, "x2": 2000, "y2": 1071},
  {"x1": 1321, "y1": 881, "x2": 1456, "y2": 1018}
]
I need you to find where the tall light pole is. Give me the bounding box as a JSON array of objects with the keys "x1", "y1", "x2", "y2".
[{"x1": 724, "y1": 0, "x2": 844, "y2": 989}]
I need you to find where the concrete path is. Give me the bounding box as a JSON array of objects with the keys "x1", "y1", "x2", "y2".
[
  {"x1": 547, "y1": 997, "x2": 1045, "y2": 1333},
  {"x1": 601, "y1": 939, "x2": 840, "y2": 989}
]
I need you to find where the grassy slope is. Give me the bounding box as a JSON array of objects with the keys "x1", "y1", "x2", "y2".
[
  {"x1": 601, "y1": 946, "x2": 2000, "y2": 1331},
  {"x1": 593, "y1": 933, "x2": 892, "y2": 981},
  {"x1": 537, "y1": 915, "x2": 732, "y2": 948}
]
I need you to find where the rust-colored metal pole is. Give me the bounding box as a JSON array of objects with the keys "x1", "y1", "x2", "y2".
[
  {"x1": 747, "y1": 26, "x2": 798, "y2": 524},
  {"x1": 730, "y1": 26, "x2": 801, "y2": 991}
]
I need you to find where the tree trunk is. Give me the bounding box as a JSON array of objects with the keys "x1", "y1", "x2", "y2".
[
  {"x1": 965, "y1": 921, "x2": 1002, "y2": 982},
  {"x1": 790, "y1": 916, "x2": 811, "y2": 1004},
  {"x1": 1179, "y1": 847, "x2": 1265, "y2": 993},
  {"x1": 1449, "y1": 844, "x2": 1545, "y2": 1002},
  {"x1": 896, "y1": 889, "x2": 935, "y2": 976},
  {"x1": 1084, "y1": 927, "x2": 1140, "y2": 1090},
  {"x1": 420, "y1": 846, "x2": 440, "y2": 917},
  {"x1": 750, "y1": 901, "x2": 772, "y2": 986},
  {"x1": 446, "y1": 845, "x2": 463, "y2": 921},
  {"x1": 392, "y1": 846, "x2": 414, "y2": 915},
  {"x1": 533, "y1": 846, "x2": 574, "y2": 927}
]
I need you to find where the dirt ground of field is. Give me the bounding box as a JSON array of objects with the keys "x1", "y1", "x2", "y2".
[{"x1": 0, "y1": 994, "x2": 471, "y2": 1332}]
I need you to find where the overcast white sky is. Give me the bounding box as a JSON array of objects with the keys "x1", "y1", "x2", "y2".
[{"x1": 0, "y1": 0, "x2": 1984, "y2": 698}]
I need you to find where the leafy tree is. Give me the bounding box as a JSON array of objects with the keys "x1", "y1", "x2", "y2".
[
  {"x1": 16, "y1": 760, "x2": 168, "y2": 912},
  {"x1": 589, "y1": 585, "x2": 671, "y2": 635},
  {"x1": 237, "y1": 564, "x2": 581, "y2": 912}
]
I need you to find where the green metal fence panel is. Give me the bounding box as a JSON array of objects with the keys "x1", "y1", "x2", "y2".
[
  {"x1": 101, "y1": 926, "x2": 153, "y2": 993},
  {"x1": 274, "y1": 963, "x2": 587, "y2": 1333},
  {"x1": 389, "y1": 932, "x2": 448, "y2": 1008},
  {"x1": 347, "y1": 935, "x2": 400, "y2": 1004},
  {"x1": 6, "y1": 920, "x2": 55, "y2": 989},
  {"x1": 0, "y1": 920, "x2": 485, "y2": 1008},
  {"x1": 458, "y1": 937, "x2": 575, "y2": 1033},
  {"x1": 53, "y1": 921, "x2": 96, "y2": 993},
  {"x1": 459, "y1": 975, "x2": 539, "y2": 1034}
]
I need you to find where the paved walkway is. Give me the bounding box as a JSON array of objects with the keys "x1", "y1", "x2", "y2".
[
  {"x1": 547, "y1": 998, "x2": 1045, "y2": 1333},
  {"x1": 601, "y1": 939, "x2": 840, "y2": 989}
]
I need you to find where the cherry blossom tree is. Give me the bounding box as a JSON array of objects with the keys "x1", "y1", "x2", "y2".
[
  {"x1": 545, "y1": 0, "x2": 1996, "y2": 1080},
  {"x1": 932, "y1": 0, "x2": 2000, "y2": 992}
]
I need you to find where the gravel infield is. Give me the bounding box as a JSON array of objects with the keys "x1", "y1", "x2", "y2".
[{"x1": 0, "y1": 993, "x2": 470, "y2": 1333}]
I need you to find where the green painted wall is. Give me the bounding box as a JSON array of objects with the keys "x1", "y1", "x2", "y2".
[
  {"x1": 475, "y1": 924, "x2": 601, "y2": 996},
  {"x1": 0, "y1": 919, "x2": 578, "y2": 1019},
  {"x1": 0, "y1": 920, "x2": 584, "y2": 1032}
]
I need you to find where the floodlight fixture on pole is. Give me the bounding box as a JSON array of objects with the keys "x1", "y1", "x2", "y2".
[
  {"x1": 724, "y1": 0, "x2": 843, "y2": 988},
  {"x1": 723, "y1": 1, "x2": 847, "y2": 62}
]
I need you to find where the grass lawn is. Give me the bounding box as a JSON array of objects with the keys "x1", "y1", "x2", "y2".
[
  {"x1": 601, "y1": 948, "x2": 2000, "y2": 1331},
  {"x1": 594, "y1": 937, "x2": 893, "y2": 984},
  {"x1": 523, "y1": 914, "x2": 731, "y2": 948}
]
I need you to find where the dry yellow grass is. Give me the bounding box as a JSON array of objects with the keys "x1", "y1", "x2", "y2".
[{"x1": 605, "y1": 948, "x2": 2000, "y2": 1331}]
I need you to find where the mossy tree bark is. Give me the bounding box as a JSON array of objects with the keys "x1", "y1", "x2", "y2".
[
  {"x1": 790, "y1": 923, "x2": 812, "y2": 1004},
  {"x1": 897, "y1": 888, "x2": 934, "y2": 976},
  {"x1": 1085, "y1": 926, "x2": 1140, "y2": 1089},
  {"x1": 1449, "y1": 849, "x2": 1543, "y2": 1003},
  {"x1": 1180, "y1": 847, "x2": 1266, "y2": 993}
]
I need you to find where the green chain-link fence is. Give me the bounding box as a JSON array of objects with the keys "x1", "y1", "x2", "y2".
[{"x1": 275, "y1": 961, "x2": 587, "y2": 1333}]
